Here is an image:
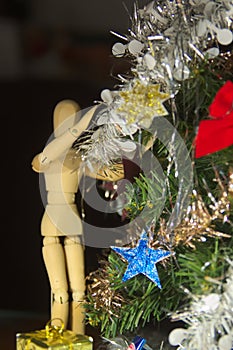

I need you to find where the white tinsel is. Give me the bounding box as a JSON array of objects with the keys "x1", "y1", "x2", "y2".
[
  {"x1": 75, "y1": 115, "x2": 136, "y2": 172},
  {"x1": 97, "y1": 0, "x2": 233, "y2": 142},
  {"x1": 111, "y1": 0, "x2": 233, "y2": 86},
  {"x1": 75, "y1": 0, "x2": 233, "y2": 171},
  {"x1": 168, "y1": 259, "x2": 233, "y2": 350}
]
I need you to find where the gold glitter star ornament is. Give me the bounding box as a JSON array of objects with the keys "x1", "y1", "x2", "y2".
[{"x1": 116, "y1": 79, "x2": 170, "y2": 128}]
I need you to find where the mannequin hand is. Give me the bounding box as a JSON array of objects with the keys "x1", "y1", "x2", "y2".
[{"x1": 31, "y1": 153, "x2": 51, "y2": 173}]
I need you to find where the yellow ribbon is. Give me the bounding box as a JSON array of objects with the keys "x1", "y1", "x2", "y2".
[
  {"x1": 45, "y1": 318, "x2": 65, "y2": 340},
  {"x1": 18, "y1": 319, "x2": 75, "y2": 349}
]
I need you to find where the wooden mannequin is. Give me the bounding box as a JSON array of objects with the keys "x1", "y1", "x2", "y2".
[{"x1": 31, "y1": 100, "x2": 125, "y2": 334}]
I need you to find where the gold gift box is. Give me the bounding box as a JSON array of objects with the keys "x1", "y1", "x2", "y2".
[{"x1": 16, "y1": 319, "x2": 93, "y2": 350}]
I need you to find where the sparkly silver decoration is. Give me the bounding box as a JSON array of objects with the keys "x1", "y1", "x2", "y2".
[
  {"x1": 168, "y1": 259, "x2": 233, "y2": 350},
  {"x1": 111, "y1": 0, "x2": 233, "y2": 89},
  {"x1": 75, "y1": 1, "x2": 233, "y2": 170},
  {"x1": 74, "y1": 108, "x2": 136, "y2": 172}
]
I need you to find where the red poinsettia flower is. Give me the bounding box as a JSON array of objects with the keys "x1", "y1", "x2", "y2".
[{"x1": 194, "y1": 80, "x2": 233, "y2": 158}]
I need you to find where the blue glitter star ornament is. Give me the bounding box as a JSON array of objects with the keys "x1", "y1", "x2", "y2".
[{"x1": 111, "y1": 231, "x2": 172, "y2": 289}]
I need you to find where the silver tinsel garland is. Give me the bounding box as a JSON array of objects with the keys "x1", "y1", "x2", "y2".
[
  {"x1": 76, "y1": 0, "x2": 233, "y2": 170},
  {"x1": 168, "y1": 259, "x2": 233, "y2": 350}
]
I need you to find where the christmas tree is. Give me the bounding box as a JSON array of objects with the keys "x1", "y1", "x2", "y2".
[{"x1": 73, "y1": 1, "x2": 233, "y2": 349}]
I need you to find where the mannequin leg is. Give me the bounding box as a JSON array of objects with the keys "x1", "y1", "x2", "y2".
[
  {"x1": 64, "y1": 236, "x2": 85, "y2": 334},
  {"x1": 42, "y1": 237, "x2": 69, "y2": 328}
]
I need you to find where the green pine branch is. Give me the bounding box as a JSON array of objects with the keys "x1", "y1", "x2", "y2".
[
  {"x1": 84, "y1": 51, "x2": 233, "y2": 339},
  {"x1": 85, "y1": 236, "x2": 233, "y2": 338}
]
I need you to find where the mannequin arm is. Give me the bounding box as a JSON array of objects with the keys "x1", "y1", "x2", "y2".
[{"x1": 32, "y1": 106, "x2": 98, "y2": 172}]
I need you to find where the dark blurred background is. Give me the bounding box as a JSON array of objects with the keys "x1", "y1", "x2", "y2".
[{"x1": 0, "y1": 0, "x2": 151, "y2": 347}]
